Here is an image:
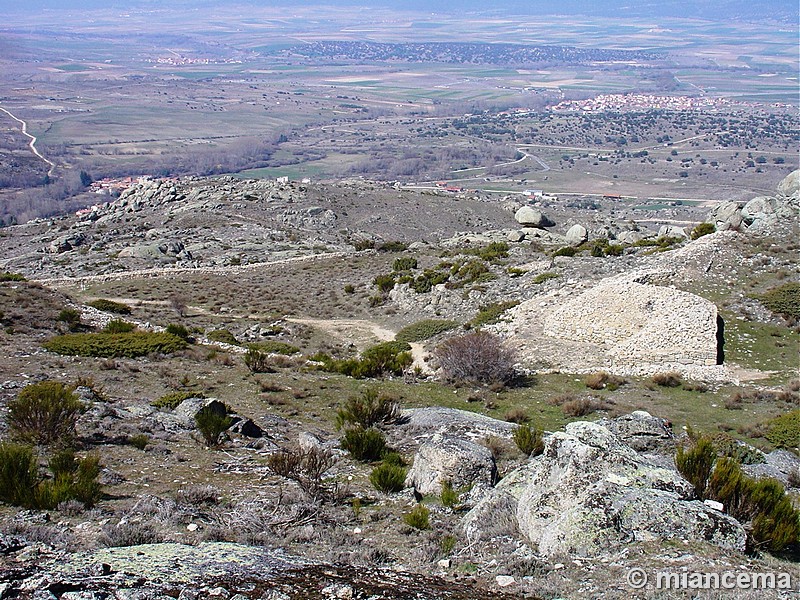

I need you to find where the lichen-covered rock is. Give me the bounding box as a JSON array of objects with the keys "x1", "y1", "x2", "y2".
[
  {"x1": 597, "y1": 410, "x2": 675, "y2": 453},
  {"x1": 658, "y1": 224, "x2": 688, "y2": 239},
  {"x1": 707, "y1": 201, "x2": 743, "y2": 231},
  {"x1": 776, "y1": 169, "x2": 800, "y2": 200},
  {"x1": 464, "y1": 420, "x2": 746, "y2": 558},
  {"x1": 405, "y1": 434, "x2": 497, "y2": 497},
  {"x1": 397, "y1": 407, "x2": 516, "y2": 441}
]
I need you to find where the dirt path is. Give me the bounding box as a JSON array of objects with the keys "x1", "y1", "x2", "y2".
[{"x1": 0, "y1": 105, "x2": 57, "y2": 177}]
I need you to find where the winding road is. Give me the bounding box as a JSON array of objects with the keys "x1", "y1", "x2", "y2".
[{"x1": 0, "y1": 105, "x2": 56, "y2": 177}]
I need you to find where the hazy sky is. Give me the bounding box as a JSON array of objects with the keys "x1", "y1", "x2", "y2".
[{"x1": 0, "y1": 0, "x2": 795, "y2": 22}]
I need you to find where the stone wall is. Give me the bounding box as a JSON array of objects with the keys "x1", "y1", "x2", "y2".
[{"x1": 543, "y1": 277, "x2": 719, "y2": 367}]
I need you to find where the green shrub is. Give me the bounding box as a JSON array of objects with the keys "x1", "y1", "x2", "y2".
[
  {"x1": 471, "y1": 301, "x2": 519, "y2": 327},
  {"x1": 711, "y1": 433, "x2": 765, "y2": 465},
  {"x1": 87, "y1": 299, "x2": 131, "y2": 315},
  {"x1": 468, "y1": 241, "x2": 508, "y2": 262},
  {"x1": 411, "y1": 268, "x2": 451, "y2": 293},
  {"x1": 585, "y1": 371, "x2": 625, "y2": 391},
  {"x1": 103, "y1": 319, "x2": 136, "y2": 334},
  {"x1": 128, "y1": 434, "x2": 150, "y2": 450},
  {"x1": 206, "y1": 329, "x2": 239, "y2": 345},
  {"x1": 378, "y1": 241, "x2": 409, "y2": 253},
  {"x1": 690, "y1": 222, "x2": 716, "y2": 240},
  {"x1": 553, "y1": 246, "x2": 576, "y2": 257},
  {"x1": 759, "y1": 283, "x2": 800, "y2": 320},
  {"x1": 151, "y1": 391, "x2": 201, "y2": 410},
  {"x1": 449, "y1": 258, "x2": 489, "y2": 286},
  {"x1": 440, "y1": 534, "x2": 457, "y2": 555},
  {"x1": 8, "y1": 381, "x2": 82, "y2": 447},
  {"x1": 532, "y1": 272, "x2": 559, "y2": 284},
  {"x1": 336, "y1": 388, "x2": 399, "y2": 429},
  {"x1": 395, "y1": 319, "x2": 459, "y2": 343},
  {"x1": 676, "y1": 437, "x2": 717, "y2": 498},
  {"x1": 43, "y1": 332, "x2": 187, "y2": 358},
  {"x1": 392, "y1": 257, "x2": 418, "y2": 272},
  {"x1": 403, "y1": 504, "x2": 430, "y2": 530},
  {"x1": 244, "y1": 348, "x2": 271, "y2": 373},
  {"x1": 165, "y1": 323, "x2": 191, "y2": 340},
  {"x1": 0, "y1": 271, "x2": 26, "y2": 282},
  {"x1": 766, "y1": 411, "x2": 799, "y2": 450},
  {"x1": 320, "y1": 342, "x2": 412, "y2": 379},
  {"x1": 513, "y1": 423, "x2": 544, "y2": 457},
  {"x1": 194, "y1": 405, "x2": 232, "y2": 447},
  {"x1": 374, "y1": 273, "x2": 396, "y2": 293},
  {"x1": 343, "y1": 284, "x2": 356, "y2": 294},
  {"x1": 381, "y1": 451, "x2": 406, "y2": 467},
  {"x1": 440, "y1": 480, "x2": 459, "y2": 508},
  {"x1": 507, "y1": 266, "x2": 527, "y2": 278},
  {"x1": 57, "y1": 308, "x2": 82, "y2": 331},
  {"x1": 369, "y1": 462, "x2": 406, "y2": 493},
  {"x1": 340, "y1": 427, "x2": 387, "y2": 462},
  {"x1": 0, "y1": 443, "x2": 38, "y2": 507},
  {"x1": 248, "y1": 340, "x2": 301, "y2": 355}
]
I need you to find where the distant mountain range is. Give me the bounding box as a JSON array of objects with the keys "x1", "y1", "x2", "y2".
[{"x1": 0, "y1": 0, "x2": 796, "y2": 23}]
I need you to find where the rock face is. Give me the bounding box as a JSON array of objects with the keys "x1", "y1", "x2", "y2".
[
  {"x1": 544, "y1": 276, "x2": 720, "y2": 367},
  {"x1": 397, "y1": 407, "x2": 517, "y2": 441},
  {"x1": 514, "y1": 207, "x2": 554, "y2": 228},
  {"x1": 707, "y1": 169, "x2": 800, "y2": 232},
  {"x1": 597, "y1": 410, "x2": 675, "y2": 453},
  {"x1": 464, "y1": 420, "x2": 746, "y2": 558},
  {"x1": 405, "y1": 434, "x2": 497, "y2": 497}
]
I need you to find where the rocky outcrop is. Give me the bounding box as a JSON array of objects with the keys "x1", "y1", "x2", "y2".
[
  {"x1": 397, "y1": 407, "x2": 516, "y2": 442},
  {"x1": 464, "y1": 420, "x2": 746, "y2": 558},
  {"x1": 597, "y1": 410, "x2": 675, "y2": 453},
  {"x1": 544, "y1": 276, "x2": 720, "y2": 367},
  {"x1": 405, "y1": 434, "x2": 497, "y2": 498},
  {"x1": 707, "y1": 169, "x2": 799, "y2": 232},
  {"x1": 514, "y1": 207, "x2": 554, "y2": 228}
]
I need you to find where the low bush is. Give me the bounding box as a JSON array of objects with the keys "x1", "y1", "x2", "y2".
[
  {"x1": 268, "y1": 447, "x2": 337, "y2": 500},
  {"x1": 336, "y1": 388, "x2": 399, "y2": 429},
  {"x1": 206, "y1": 329, "x2": 239, "y2": 345},
  {"x1": 690, "y1": 222, "x2": 716, "y2": 240},
  {"x1": 343, "y1": 284, "x2": 356, "y2": 294},
  {"x1": 103, "y1": 319, "x2": 136, "y2": 334},
  {"x1": 553, "y1": 246, "x2": 576, "y2": 257},
  {"x1": 378, "y1": 241, "x2": 409, "y2": 253},
  {"x1": 392, "y1": 257, "x2": 418, "y2": 272},
  {"x1": 248, "y1": 340, "x2": 301, "y2": 355},
  {"x1": 151, "y1": 391, "x2": 202, "y2": 410},
  {"x1": 128, "y1": 434, "x2": 150, "y2": 450},
  {"x1": 57, "y1": 308, "x2": 82, "y2": 331},
  {"x1": 440, "y1": 480, "x2": 459, "y2": 508},
  {"x1": 585, "y1": 371, "x2": 625, "y2": 391},
  {"x1": 403, "y1": 504, "x2": 431, "y2": 530},
  {"x1": 465, "y1": 241, "x2": 508, "y2": 263},
  {"x1": 652, "y1": 371, "x2": 683, "y2": 388},
  {"x1": 561, "y1": 396, "x2": 610, "y2": 417},
  {"x1": 243, "y1": 348, "x2": 272, "y2": 373},
  {"x1": 369, "y1": 462, "x2": 406, "y2": 493},
  {"x1": 8, "y1": 381, "x2": 82, "y2": 447},
  {"x1": 340, "y1": 427, "x2": 387, "y2": 462},
  {"x1": 88, "y1": 299, "x2": 131, "y2": 314},
  {"x1": 43, "y1": 331, "x2": 187, "y2": 358},
  {"x1": 435, "y1": 331, "x2": 516, "y2": 385},
  {"x1": 0, "y1": 443, "x2": 38, "y2": 507},
  {"x1": 165, "y1": 323, "x2": 191, "y2": 340},
  {"x1": 374, "y1": 273, "x2": 396, "y2": 293},
  {"x1": 395, "y1": 319, "x2": 459, "y2": 343},
  {"x1": 532, "y1": 272, "x2": 559, "y2": 284},
  {"x1": 765, "y1": 410, "x2": 799, "y2": 450},
  {"x1": 0, "y1": 271, "x2": 26, "y2": 282},
  {"x1": 195, "y1": 405, "x2": 232, "y2": 447},
  {"x1": 319, "y1": 342, "x2": 412, "y2": 379},
  {"x1": 759, "y1": 283, "x2": 800, "y2": 320},
  {"x1": 676, "y1": 437, "x2": 717, "y2": 498},
  {"x1": 470, "y1": 301, "x2": 519, "y2": 327},
  {"x1": 513, "y1": 423, "x2": 544, "y2": 457},
  {"x1": 504, "y1": 408, "x2": 530, "y2": 424}
]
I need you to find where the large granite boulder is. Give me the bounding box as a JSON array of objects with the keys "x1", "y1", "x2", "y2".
[
  {"x1": 565, "y1": 224, "x2": 588, "y2": 245},
  {"x1": 464, "y1": 420, "x2": 746, "y2": 558},
  {"x1": 405, "y1": 434, "x2": 497, "y2": 498},
  {"x1": 515, "y1": 207, "x2": 554, "y2": 228},
  {"x1": 597, "y1": 410, "x2": 675, "y2": 453}
]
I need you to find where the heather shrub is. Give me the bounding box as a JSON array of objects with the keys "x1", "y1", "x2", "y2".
[
  {"x1": 103, "y1": 319, "x2": 136, "y2": 334},
  {"x1": 585, "y1": 371, "x2": 625, "y2": 391},
  {"x1": 369, "y1": 462, "x2": 406, "y2": 493},
  {"x1": 340, "y1": 427, "x2": 387, "y2": 462},
  {"x1": 0, "y1": 443, "x2": 38, "y2": 507},
  {"x1": 194, "y1": 405, "x2": 232, "y2": 447},
  {"x1": 206, "y1": 329, "x2": 239, "y2": 345},
  {"x1": 690, "y1": 222, "x2": 716, "y2": 240},
  {"x1": 440, "y1": 480, "x2": 459, "y2": 508},
  {"x1": 57, "y1": 308, "x2": 81, "y2": 331},
  {"x1": 43, "y1": 331, "x2": 187, "y2": 358},
  {"x1": 470, "y1": 301, "x2": 519, "y2": 327},
  {"x1": 766, "y1": 410, "x2": 799, "y2": 450},
  {"x1": 165, "y1": 323, "x2": 191, "y2": 340},
  {"x1": 8, "y1": 381, "x2": 82, "y2": 447},
  {"x1": 128, "y1": 434, "x2": 150, "y2": 450},
  {"x1": 435, "y1": 331, "x2": 516, "y2": 385},
  {"x1": 675, "y1": 437, "x2": 716, "y2": 498},
  {"x1": 403, "y1": 504, "x2": 430, "y2": 530},
  {"x1": 336, "y1": 388, "x2": 399, "y2": 429},
  {"x1": 504, "y1": 408, "x2": 530, "y2": 424},
  {"x1": 395, "y1": 319, "x2": 459, "y2": 343},
  {"x1": 243, "y1": 348, "x2": 272, "y2": 373},
  {"x1": 392, "y1": 257, "x2": 418, "y2": 271},
  {"x1": 652, "y1": 371, "x2": 683, "y2": 387},
  {"x1": 513, "y1": 423, "x2": 544, "y2": 457},
  {"x1": 758, "y1": 282, "x2": 800, "y2": 320},
  {"x1": 317, "y1": 342, "x2": 412, "y2": 379}
]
